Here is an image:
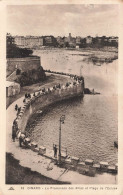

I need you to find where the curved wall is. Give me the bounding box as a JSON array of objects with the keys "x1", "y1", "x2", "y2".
[
  {"x1": 6, "y1": 56, "x2": 41, "y2": 77},
  {"x1": 17, "y1": 82, "x2": 84, "y2": 133}
]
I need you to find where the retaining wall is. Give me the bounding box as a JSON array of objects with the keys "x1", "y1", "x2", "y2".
[{"x1": 6, "y1": 56, "x2": 41, "y2": 77}]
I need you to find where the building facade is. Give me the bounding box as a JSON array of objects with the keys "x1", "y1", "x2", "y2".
[{"x1": 6, "y1": 81, "x2": 20, "y2": 97}]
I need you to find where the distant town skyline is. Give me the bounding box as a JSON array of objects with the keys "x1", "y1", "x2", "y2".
[{"x1": 7, "y1": 4, "x2": 119, "y2": 37}]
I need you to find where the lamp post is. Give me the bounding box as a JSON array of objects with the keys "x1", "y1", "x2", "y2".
[{"x1": 59, "y1": 115, "x2": 65, "y2": 164}]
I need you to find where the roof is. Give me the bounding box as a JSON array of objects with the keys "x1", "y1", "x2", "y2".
[{"x1": 6, "y1": 81, "x2": 20, "y2": 87}]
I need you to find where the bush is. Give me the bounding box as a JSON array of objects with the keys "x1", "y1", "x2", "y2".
[{"x1": 16, "y1": 69, "x2": 21, "y2": 75}]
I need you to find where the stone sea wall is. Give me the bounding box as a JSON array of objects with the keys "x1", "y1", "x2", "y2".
[{"x1": 17, "y1": 79, "x2": 84, "y2": 133}]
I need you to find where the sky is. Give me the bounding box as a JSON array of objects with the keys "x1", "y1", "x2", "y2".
[{"x1": 7, "y1": 4, "x2": 119, "y2": 37}]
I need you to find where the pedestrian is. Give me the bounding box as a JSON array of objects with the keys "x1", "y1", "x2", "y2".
[
  {"x1": 53, "y1": 144, "x2": 57, "y2": 158},
  {"x1": 15, "y1": 104, "x2": 18, "y2": 111},
  {"x1": 18, "y1": 130, "x2": 25, "y2": 147},
  {"x1": 12, "y1": 125, "x2": 16, "y2": 142},
  {"x1": 25, "y1": 93, "x2": 27, "y2": 99},
  {"x1": 13, "y1": 118, "x2": 17, "y2": 125},
  {"x1": 17, "y1": 107, "x2": 21, "y2": 114},
  {"x1": 28, "y1": 93, "x2": 31, "y2": 98}
]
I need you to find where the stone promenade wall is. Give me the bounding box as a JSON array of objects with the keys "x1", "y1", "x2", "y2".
[{"x1": 17, "y1": 81, "x2": 84, "y2": 133}]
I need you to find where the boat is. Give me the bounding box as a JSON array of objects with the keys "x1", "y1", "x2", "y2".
[{"x1": 36, "y1": 110, "x2": 43, "y2": 114}]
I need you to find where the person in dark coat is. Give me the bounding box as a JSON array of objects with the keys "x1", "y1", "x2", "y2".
[
  {"x1": 12, "y1": 125, "x2": 16, "y2": 142},
  {"x1": 53, "y1": 144, "x2": 57, "y2": 158},
  {"x1": 17, "y1": 107, "x2": 21, "y2": 115},
  {"x1": 15, "y1": 104, "x2": 18, "y2": 111}
]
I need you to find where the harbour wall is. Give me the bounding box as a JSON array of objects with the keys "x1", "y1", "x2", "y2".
[{"x1": 17, "y1": 80, "x2": 84, "y2": 133}]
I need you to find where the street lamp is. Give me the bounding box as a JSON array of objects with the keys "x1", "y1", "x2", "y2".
[{"x1": 59, "y1": 115, "x2": 65, "y2": 164}]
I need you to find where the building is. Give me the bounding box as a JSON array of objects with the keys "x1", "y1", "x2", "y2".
[
  {"x1": 43, "y1": 36, "x2": 56, "y2": 46},
  {"x1": 6, "y1": 81, "x2": 20, "y2": 97},
  {"x1": 56, "y1": 36, "x2": 64, "y2": 47},
  {"x1": 86, "y1": 36, "x2": 93, "y2": 44},
  {"x1": 76, "y1": 45, "x2": 80, "y2": 49},
  {"x1": 14, "y1": 36, "x2": 26, "y2": 47},
  {"x1": 69, "y1": 37, "x2": 76, "y2": 48},
  {"x1": 7, "y1": 33, "x2": 15, "y2": 45},
  {"x1": 25, "y1": 36, "x2": 44, "y2": 48},
  {"x1": 76, "y1": 36, "x2": 81, "y2": 45},
  {"x1": 14, "y1": 36, "x2": 44, "y2": 48},
  {"x1": 108, "y1": 37, "x2": 118, "y2": 43},
  {"x1": 68, "y1": 33, "x2": 72, "y2": 42}
]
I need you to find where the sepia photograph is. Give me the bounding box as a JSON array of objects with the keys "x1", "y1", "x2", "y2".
[{"x1": 4, "y1": 2, "x2": 119, "y2": 187}]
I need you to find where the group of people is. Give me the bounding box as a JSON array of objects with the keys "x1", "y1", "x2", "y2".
[
  {"x1": 23, "y1": 93, "x2": 32, "y2": 103},
  {"x1": 25, "y1": 93, "x2": 31, "y2": 99},
  {"x1": 12, "y1": 103, "x2": 26, "y2": 146},
  {"x1": 12, "y1": 120, "x2": 26, "y2": 147},
  {"x1": 15, "y1": 104, "x2": 21, "y2": 116},
  {"x1": 12, "y1": 119, "x2": 18, "y2": 142}
]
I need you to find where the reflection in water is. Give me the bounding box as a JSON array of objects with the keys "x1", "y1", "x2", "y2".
[{"x1": 27, "y1": 49, "x2": 118, "y2": 164}]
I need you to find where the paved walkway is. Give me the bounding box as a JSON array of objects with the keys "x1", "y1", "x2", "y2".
[{"x1": 6, "y1": 93, "x2": 117, "y2": 184}]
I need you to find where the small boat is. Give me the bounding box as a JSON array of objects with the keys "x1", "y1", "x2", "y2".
[{"x1": 36, "y1": 110, "x2": 42, "y2": 114}]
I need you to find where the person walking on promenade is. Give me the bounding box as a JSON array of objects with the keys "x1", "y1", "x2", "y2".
[
  {"x1": 17, "y1": 107, "x2": 21, "y2": 116},
  {"x1": 18, "y1": 130, "x2": 25, "y2": 147},
  {"x1": 28, "y1": 93, "x2": 31, "y2": 98},
  {"x1": 23, "y1": 98, "x2": 26, "y2": 103},
  {"x1": 12, "y1": 125, "x2": 16, "y2": 142},
  {"x1": 53, "y1": 144, "x2": 57, "y2": 158},
  {"x1": 25, "y1": 93, "x2": 27, "y2": 99},
  {"x1": 13, "y1": 119, "x2": 16, "y2": 125},
  {"x1": 15, "y1": 104, "x2": 17, "y2": 110},
  {"x1": 13, "y1": 118, "x2": 18, "y2": 131}
]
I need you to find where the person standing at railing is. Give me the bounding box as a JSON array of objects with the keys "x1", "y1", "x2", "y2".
[
  {"x1": 12, "y1": 125, "x2": 16, "y2": 142},
  {"x1": 15, "y1": 104, "x2": 18, "y2": 111},
  {"x1": 53, "y1": 144, "x2": 57, "y2": 158},
  {"x1": 17, "y1": 130, "x2": 26, "y2": 147}
]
